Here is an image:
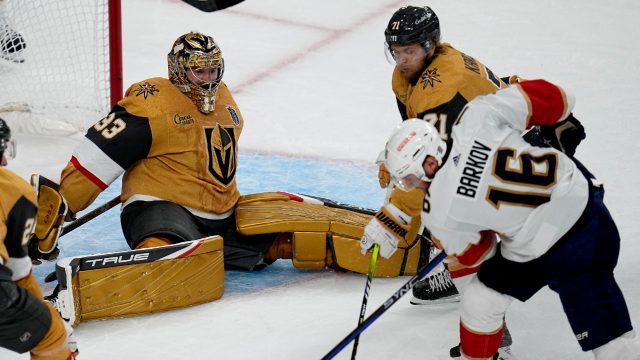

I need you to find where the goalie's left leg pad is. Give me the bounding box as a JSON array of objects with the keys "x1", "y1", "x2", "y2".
[{"x1": 53, "y1": 236, "x2": 223, "y2": 327}]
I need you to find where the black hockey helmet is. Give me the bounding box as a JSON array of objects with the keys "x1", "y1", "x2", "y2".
[
  {"x1": 385, "y1": 6, "x2": 440, "y2": 52},
  {"x1": 0, "y1": 117, "x2": 13, "y2": 160}
]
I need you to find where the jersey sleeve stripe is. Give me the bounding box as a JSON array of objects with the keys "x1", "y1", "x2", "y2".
[
  {"x1": 7, "y1": 256, "x2": 32, "y2": 281},
  {"x1": 72, "y1": 137, "x2": 124, "y2": 189},
  {"x1": 70, "y1": 156, "x2": 108, "y2": 190},
  {"x1": 456, "y1": 230, "x2": 496, "y2": 267},
  {"x1": 517, "y1": 80, "x2": 574, "y2": 127}
]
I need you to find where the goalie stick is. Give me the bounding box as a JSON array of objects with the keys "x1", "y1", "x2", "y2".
[
  {"x1": 279, "y1": 191, "x2": 376, "y2": 215},
  {"x1": 60, "y1": 195, "x2": 120, "y2": 236},
  {"x1": 43, "y1": 195, "x2": 120, "y2": 282},
  {"x1": 322, "y1": 251, "x2": 447, "y2": 360}
]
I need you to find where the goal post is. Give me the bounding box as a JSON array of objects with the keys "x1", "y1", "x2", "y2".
[{"x1": 0, "y1": 0, "x2": 122, "y2": 135}]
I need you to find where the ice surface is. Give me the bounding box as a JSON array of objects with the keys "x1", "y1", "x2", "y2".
[{"x1": 3, "y1": 0, "x2": 639, "y2": 359}]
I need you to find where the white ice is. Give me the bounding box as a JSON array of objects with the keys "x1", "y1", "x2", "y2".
[{"x1": 3, "y1": 0, "x2": 640, "y2": 359}]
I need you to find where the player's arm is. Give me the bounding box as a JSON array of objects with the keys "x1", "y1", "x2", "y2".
[
  {"x1": 1, "y1": 195, "x2": 76, "y2": 357},
  {"x1": 396, "y1": 98, "x2": 409, "y2": 120},
  {"x1": 515, "y1": 80, "x2": 585, "y2": 156},
  {"x1": 60, "y1": 103, "x2": 152, "y2": 214},
  {"x1": 30, "y1": 104, "x2": 151, "y2": 262},
  {"x1": 429, "y1": 228, "x2": 497, "y2": 271}
]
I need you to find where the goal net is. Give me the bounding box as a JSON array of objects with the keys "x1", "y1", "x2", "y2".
[{"x1": 0, "y1": 0, "x2": 122, "y2": 135}]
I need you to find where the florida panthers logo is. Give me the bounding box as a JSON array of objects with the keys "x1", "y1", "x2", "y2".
[{"x1": 204, "y1": 124, "x2": 237, "y2": 186}]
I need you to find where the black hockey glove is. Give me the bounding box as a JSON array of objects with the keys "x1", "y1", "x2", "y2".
[
  {"x1": 523, "y1": 114, "x2": 585, "y2": 157},
  {"x1": 28, "y1": 239, "x2": 60, "y2": 265}
]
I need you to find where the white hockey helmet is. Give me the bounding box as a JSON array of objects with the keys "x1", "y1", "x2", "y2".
[{"x1": 384, "y1": 119, "x2": 446, "y2": 191}]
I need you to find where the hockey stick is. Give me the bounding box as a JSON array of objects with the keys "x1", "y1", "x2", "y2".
[
  {"x1": 351, "y1": 185, "x2": 393, "y2": 359},
  {"x1": 351, "y1": 244, "x2": 379, "y2": 359},
  {"x1": 321, "y1": 251, "x2": 447, "y2": 360},
  {"x1": 60, "y1": 195, "x2": 120, "y2": 237},
  {"x1": 292, "y1": 192, "x2": 376, "y2": 215},
  {"x1": 43, "y1": 195, "x2": 121, "y2": 281}
]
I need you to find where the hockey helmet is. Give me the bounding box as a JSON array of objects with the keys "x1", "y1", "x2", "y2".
[
  {"x1": 168, "y1": 32, "x2": 224, "y2": 114},
  {"x1": 384, "y1": 119, "x2": 446, "y2": 191},
  {"x1": 0, "y1": 117, "x2": 16, "y2": 161},
  {"x1": 385, "y1": 6, "x2": 441, "y2": 55}
]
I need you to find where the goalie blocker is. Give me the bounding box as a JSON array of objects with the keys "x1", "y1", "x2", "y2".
[{"x1": 52, "y1": 235, "x2": 223, "y2": 327}]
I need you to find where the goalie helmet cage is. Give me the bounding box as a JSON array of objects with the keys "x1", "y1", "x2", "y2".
[{"x1": 0, "y1": 0, "x2": 122, "y2": 135}]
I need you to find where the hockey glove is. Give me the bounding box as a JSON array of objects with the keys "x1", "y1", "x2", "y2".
[
  {"x1": 378, "y1": 163, "x2": 391, "y2": 189},
  {"x1": 376, "y1": 149, "x2": 391, "y2": 188},
  {"x1": 28, "y1": 174, "x2": 68, "y2": 264},
  {"x1": 524, "y1": 114, "x2": 585, "y2": 157},
  {"x1": 360, "y1": 203, "x2": 411, "y2": 259},
  {"x1": 539, "y1": 113, "x2": 585, "y2": 157}
]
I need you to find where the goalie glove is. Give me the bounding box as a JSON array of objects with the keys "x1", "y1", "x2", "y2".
[
  {"x1": 376, "y1": 149, "x2": 391, "y2": 188},
  {"x1": 28, "y1": 174, "x2": 68, "y2": 264},
  {"x1": 523, "y1": 114, "x2": 585, "y2": 157},
  {"x1": 378, "y1": 164, "x2": 391, "y2": 189},
  {"x1": 360, "y1": 203, "x2": 411, "y2": 259}
]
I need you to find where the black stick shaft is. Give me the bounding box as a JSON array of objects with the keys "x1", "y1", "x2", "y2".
[
  {"x1": 60, "y1": 196, "x2": 120, "y2": 237},
  {"x1": 322, "y1": 252, "x2": 446, "y2": 360},
  {"x1": 351, "y1": 244, "x2": 379, "y2": 359}
]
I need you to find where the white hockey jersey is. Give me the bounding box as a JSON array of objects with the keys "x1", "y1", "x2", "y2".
[{"x1": 423, "y1": 80, "x2": 590, "y2": 264}]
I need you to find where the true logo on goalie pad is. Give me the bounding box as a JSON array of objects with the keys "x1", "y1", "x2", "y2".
[{"x1": 83, "y1": 253, "x2": 150, "y2": 268}]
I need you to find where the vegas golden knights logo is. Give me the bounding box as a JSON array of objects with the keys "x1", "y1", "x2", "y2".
[{"x1": 204, "y1": 124, "x2": 237, "y2": 185}]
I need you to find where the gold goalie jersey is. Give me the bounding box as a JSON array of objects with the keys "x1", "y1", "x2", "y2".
[
  {"x1": 60, "y1": 78, "x2": 244, "y2": 216},
  {"x1": 0, "y1": 168, "x2": 37, "y2": 276},
  {"x1": 392, "y1": 43, "x2": 508, "y2": 140}
]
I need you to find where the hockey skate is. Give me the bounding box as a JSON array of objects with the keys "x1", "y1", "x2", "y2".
[
  {"x1": 449, "y1": 344, "x2": 518, "y2": 360},
  {"x1": 410, "y1": 265, "x2": 460, "y2": 305}
]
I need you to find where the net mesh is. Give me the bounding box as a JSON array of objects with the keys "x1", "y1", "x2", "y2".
[{"x1": 0, "y1": 0, "x2": 112, "y2": 135}]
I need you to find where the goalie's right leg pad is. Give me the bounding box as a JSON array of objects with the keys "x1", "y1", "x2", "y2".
[{"x1": 52, "y1": 236, "x2": 224, "y2": 327}]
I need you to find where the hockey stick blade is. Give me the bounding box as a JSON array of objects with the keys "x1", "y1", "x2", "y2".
[{"x1": 322, "y1": 251, "x2": 446, "y2": 360}]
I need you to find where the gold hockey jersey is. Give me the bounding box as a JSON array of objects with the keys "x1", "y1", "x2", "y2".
[
  {"x1": 60, "y1": 78, "x2": 244, "y2": 216},
  {"x1": 392, "y1": 43, "x2": 508, "y2": 140},
  {"x1": 0, "y1": 168, "x2": 37, "y2": 277}
]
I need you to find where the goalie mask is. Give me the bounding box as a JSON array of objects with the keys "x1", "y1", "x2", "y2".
[
  {"x1": 0, "y1": 117, "x2": 16, "y2": 162},
  {"x1": 384, "y1": 6, "x2": 441, "y2": 63},
  {"x1": 384, "y1": 119, "x2": 446, "y2": 191},
  {"x1": 168, "y1": 32, "x2": 224, "y2": 114}
]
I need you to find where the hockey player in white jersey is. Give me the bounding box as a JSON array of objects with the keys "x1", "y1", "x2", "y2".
[{"x1": 361, "y1": 79, "x2": 640, "y2": 359}]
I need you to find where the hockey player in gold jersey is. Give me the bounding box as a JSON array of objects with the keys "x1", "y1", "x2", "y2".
[
  {"x1": 0, "y1": 118, "x2": 76, "y2": 359},
  {"x1": 380, "y1": 6, "x2": 522, "y2": 308}
]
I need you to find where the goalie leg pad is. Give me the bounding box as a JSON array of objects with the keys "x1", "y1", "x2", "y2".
[
  {"x1": 53, "y1": 236, "x2": 224, "y2": 327},
  {"x1": 292, "y1": 232, "x2": 327, "y2": 269},
  {"x1": 235, "y1": 192, "x2": 424, "y2": 276}
]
